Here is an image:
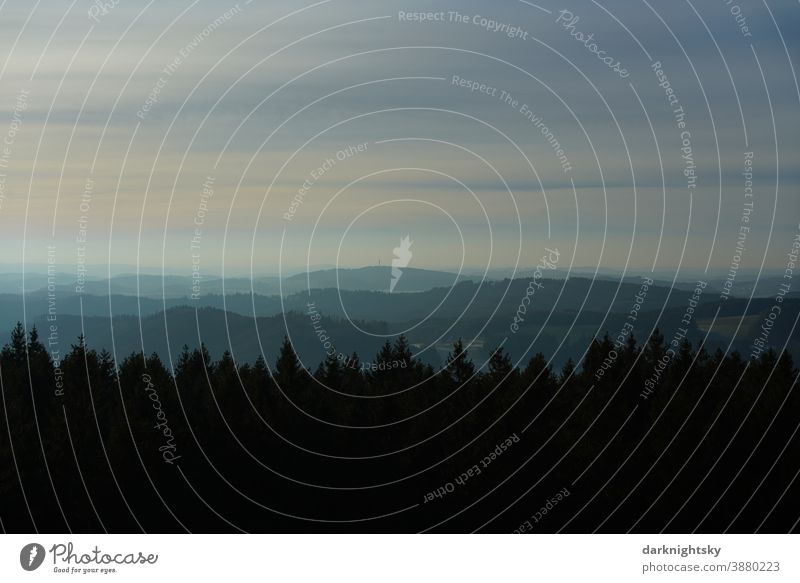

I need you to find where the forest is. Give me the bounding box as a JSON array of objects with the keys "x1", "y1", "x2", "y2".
[{"x1": 1, "y1": 322, "x2": 798, "y2": 533}]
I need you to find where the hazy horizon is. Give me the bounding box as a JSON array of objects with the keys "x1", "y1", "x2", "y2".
[{"x1": 0, "y1": 262, "x2": 793, "y2": 281}]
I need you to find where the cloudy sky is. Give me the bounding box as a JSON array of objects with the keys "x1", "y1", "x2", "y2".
[{"x1": 0, "y1": 0, "x2": 797, "y2": 279}]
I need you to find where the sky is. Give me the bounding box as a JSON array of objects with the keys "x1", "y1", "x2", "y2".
[{"x1": 0, "y1": 0, "x2": 798, "y2": 280}]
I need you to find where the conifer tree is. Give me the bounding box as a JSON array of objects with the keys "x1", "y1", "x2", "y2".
[{"x1": 445, "y1": 338, "x2": 475, "y2": 385}]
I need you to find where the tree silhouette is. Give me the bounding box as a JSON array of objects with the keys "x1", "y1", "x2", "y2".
[{"x1": 0, "y1": 323, "x2": 797, "y2": 533}]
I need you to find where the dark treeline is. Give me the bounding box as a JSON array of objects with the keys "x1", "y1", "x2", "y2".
[{"x1": 0, "y1": 322, "x2": 798, "y2": 533}]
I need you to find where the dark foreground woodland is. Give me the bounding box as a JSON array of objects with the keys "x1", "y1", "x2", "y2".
[{"x1": 1, "y1": 323, "x2": 798, "y2": 533}]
